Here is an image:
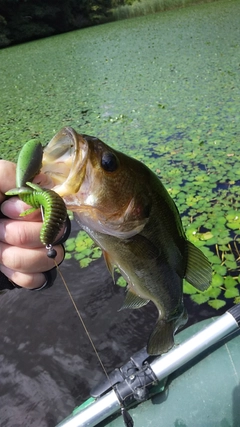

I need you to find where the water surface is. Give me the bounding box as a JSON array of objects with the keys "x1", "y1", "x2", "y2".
[{"x1": 0, "y1": 1, "x2": 240, "y2": 425}]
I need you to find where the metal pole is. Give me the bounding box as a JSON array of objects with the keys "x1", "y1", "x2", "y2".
[
  {"x1": 57, "y1": 390, "x2": 120, "y2": 427},
  {"x1": 151, "y1": 310, "x2": 238, "y2": 380},
  {"x1": 56, "y1": 306, "x2": 240, "y2": 427}
]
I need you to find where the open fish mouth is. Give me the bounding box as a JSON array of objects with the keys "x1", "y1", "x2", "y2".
[{"x1": 41, "y1": 127, "x2": 89, "y2": 197}]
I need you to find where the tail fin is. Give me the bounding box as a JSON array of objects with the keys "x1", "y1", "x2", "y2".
[{"x1": 147, "y1": 319, "x2": 176, "y2": 356}]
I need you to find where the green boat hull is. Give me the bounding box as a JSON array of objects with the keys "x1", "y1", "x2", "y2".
[
  {"x1": 57, "y1": 311, "x2": 240, "y2": 427},
  {"x1": 100, "y1": 318, "x2": 240, "y2": 427}
]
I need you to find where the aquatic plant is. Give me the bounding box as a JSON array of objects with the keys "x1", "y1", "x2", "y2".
[
  {"x1": 65, "y1": 183, "x2": 240, "y2": 310},
  {"x1": 0, "y1": 0, "x2": 239, "y2": 310}
]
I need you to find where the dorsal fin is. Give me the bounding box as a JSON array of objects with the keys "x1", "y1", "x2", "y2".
[{"x1": 185, "y1": 241, "x2": 212, "y2": 291}]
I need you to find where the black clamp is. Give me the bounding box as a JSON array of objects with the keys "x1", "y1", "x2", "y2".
[{"x1": 91, "y1": 347, "x2": 158, "y2": 407}]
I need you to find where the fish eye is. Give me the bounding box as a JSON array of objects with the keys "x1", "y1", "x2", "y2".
[{"x1": 101, "y1": 152, "x2": 118, "y2": 172}]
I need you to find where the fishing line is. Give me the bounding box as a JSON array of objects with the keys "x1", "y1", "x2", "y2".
[
  {"x1": 53, "y1": 259, "x2": 134, "y2": 427},
  {"x1": 41, "y1": 196, "x2": 133, "y2": 424},
  {"x1": 40, "y1": 204, "x2": 111, "y2": 382},
  {"x1": 53, "y1": 259, "x2": 110, "y2": 380}
]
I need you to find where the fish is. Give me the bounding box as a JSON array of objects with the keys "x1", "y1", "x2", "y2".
[{"x1": 41, "y1": 127, "x2": 212, "y2": 355}]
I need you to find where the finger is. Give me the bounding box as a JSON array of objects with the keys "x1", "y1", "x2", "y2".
[
  {"x1": 0, "y1": 243, "x2": 64, "y2": 274},
  {"x1": 0, "y1": 161, "x2": 16, "y2": 203},
  {"x1": 0, "y1": 265, "x2": 47, "y2": 289},
  {"x1": 0, "y1": 218, "x2": 68, "y2": 248},
  {"x1": 0, "y1": 218, "x2": 42, "y2": 248},
  {"x1": 1, "y1": 197, "x2": 42, "y2": 221}
]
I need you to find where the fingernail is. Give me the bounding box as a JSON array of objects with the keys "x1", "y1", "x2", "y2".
[{"x1": 1, "y1": 198, "x2": 30, "y2": 218}]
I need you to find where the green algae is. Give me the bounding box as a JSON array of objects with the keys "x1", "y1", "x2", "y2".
[{"x1": 0, "y1": 0, "x2": 240, "y2": 310}]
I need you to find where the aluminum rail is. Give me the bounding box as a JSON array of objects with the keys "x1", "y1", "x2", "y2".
[{"x1": 56, "y1": 305, "x2": 240, "y2": 427}]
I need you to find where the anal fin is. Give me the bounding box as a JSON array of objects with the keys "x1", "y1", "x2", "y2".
[{"x1": 120, "y1": 288, "x2": 150, "y2": 310}]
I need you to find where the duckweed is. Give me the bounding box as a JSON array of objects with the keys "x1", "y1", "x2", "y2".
[{"x1": 0, "y1": 0, "x2": 239, "y2": 311}]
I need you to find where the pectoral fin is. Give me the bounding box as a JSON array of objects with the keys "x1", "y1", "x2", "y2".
[
  {"x1": 120, "y1": 288, "x2": 150, "y2": 310},
  {"x1": 103, "y1": 250, "x2": 115, "y2": 282},
  {"x1": 185, "y1": 241, "x2": 212, "y2": 291}
]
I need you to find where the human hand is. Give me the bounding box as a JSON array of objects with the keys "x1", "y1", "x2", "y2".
[{"x1": 0, "y1": 160, "x2": 67, "y2": 290}]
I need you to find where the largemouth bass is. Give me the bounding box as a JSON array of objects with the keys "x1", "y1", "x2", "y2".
[{"x1": 41, "y1": 127, "x2": 211, "y2": 355}]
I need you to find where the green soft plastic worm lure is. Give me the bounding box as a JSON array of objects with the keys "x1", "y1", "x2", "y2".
[{"x1": 6, "y1": 139, "x2": 67, "y2": 258}]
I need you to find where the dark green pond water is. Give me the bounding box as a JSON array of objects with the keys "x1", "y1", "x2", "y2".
[{"x1": 0, "y1": 1, "x2": 240, "y2": 425}]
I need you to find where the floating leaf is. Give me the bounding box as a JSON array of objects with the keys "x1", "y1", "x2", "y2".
[
  {"x1": 183, "y1": 281, "x2": 197, "y2": 295},
  {"x1": 200, "y1": 231, "x2": 214, "y2": 241},
  {"x1": 191, "y1": 294, "x2": 209, "y2": 305},
  {"x1": 225, "y1": 260, "x2": 238, "y2": 270},
  {"x1": 204, "y1": 287, "x2": 221, "y2": 299},
  {"x1": 211, "y1": 273, "x2": 224, "y2": 287},
  {"x1": 227, "y1": 222, "x2": 240, "y2": 230},
  {"x1": 213, "y1": 264, "x2": 227, "y2": 276},
  {"x1": 92, "y1": 248, "x2": 102, "y2": 259},
  {"x1": 74, "y1": 252, "x2": 86, "y2": 261},
  {"x1": 117, "y1": 276, "x2": 127, "y2": 287},
  {"x1": 80, "y1": 257, "x2": 92, "y2": 268},
  {"x1": 217, "y1": 237, "x2": 231, "y2": 245},
  {"x1": 81, "y1": 248, "x2": 93, "y2": 257},
  {"x1": 204, "y1": 237, "x2": 219, "y2": 246},
  {"x1": 218, "y1": 245, "x2": 230, "y2": 251},
  {"x1": 224, "y1": 276, "x2": 237, "y2": 288},
  {"x1": 208, "y1": 255, "x2": 221, "y2": 265},
  {"x1": 216, "y1": 217, "x2": 226, "y2": 225},
  {"x1": 65, "y1": 242, "x2": 76, "y2": 252},
  {"x1": 224, "y1": 253, "x2": 236, "y2": 261},
  {"x1": 208, "y1": 299, "x2": 226, "y2": 310},
  {"x1": 226, "y1": 212, "x2": 240, "y2": 222},
  {"x1": 224, "y1": 288, "x2": 239, "y2": 299}
]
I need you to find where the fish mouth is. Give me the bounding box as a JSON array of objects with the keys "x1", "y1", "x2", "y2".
[{"x1": 41, "y1": 127, "x2": 89, "y2": 197}]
